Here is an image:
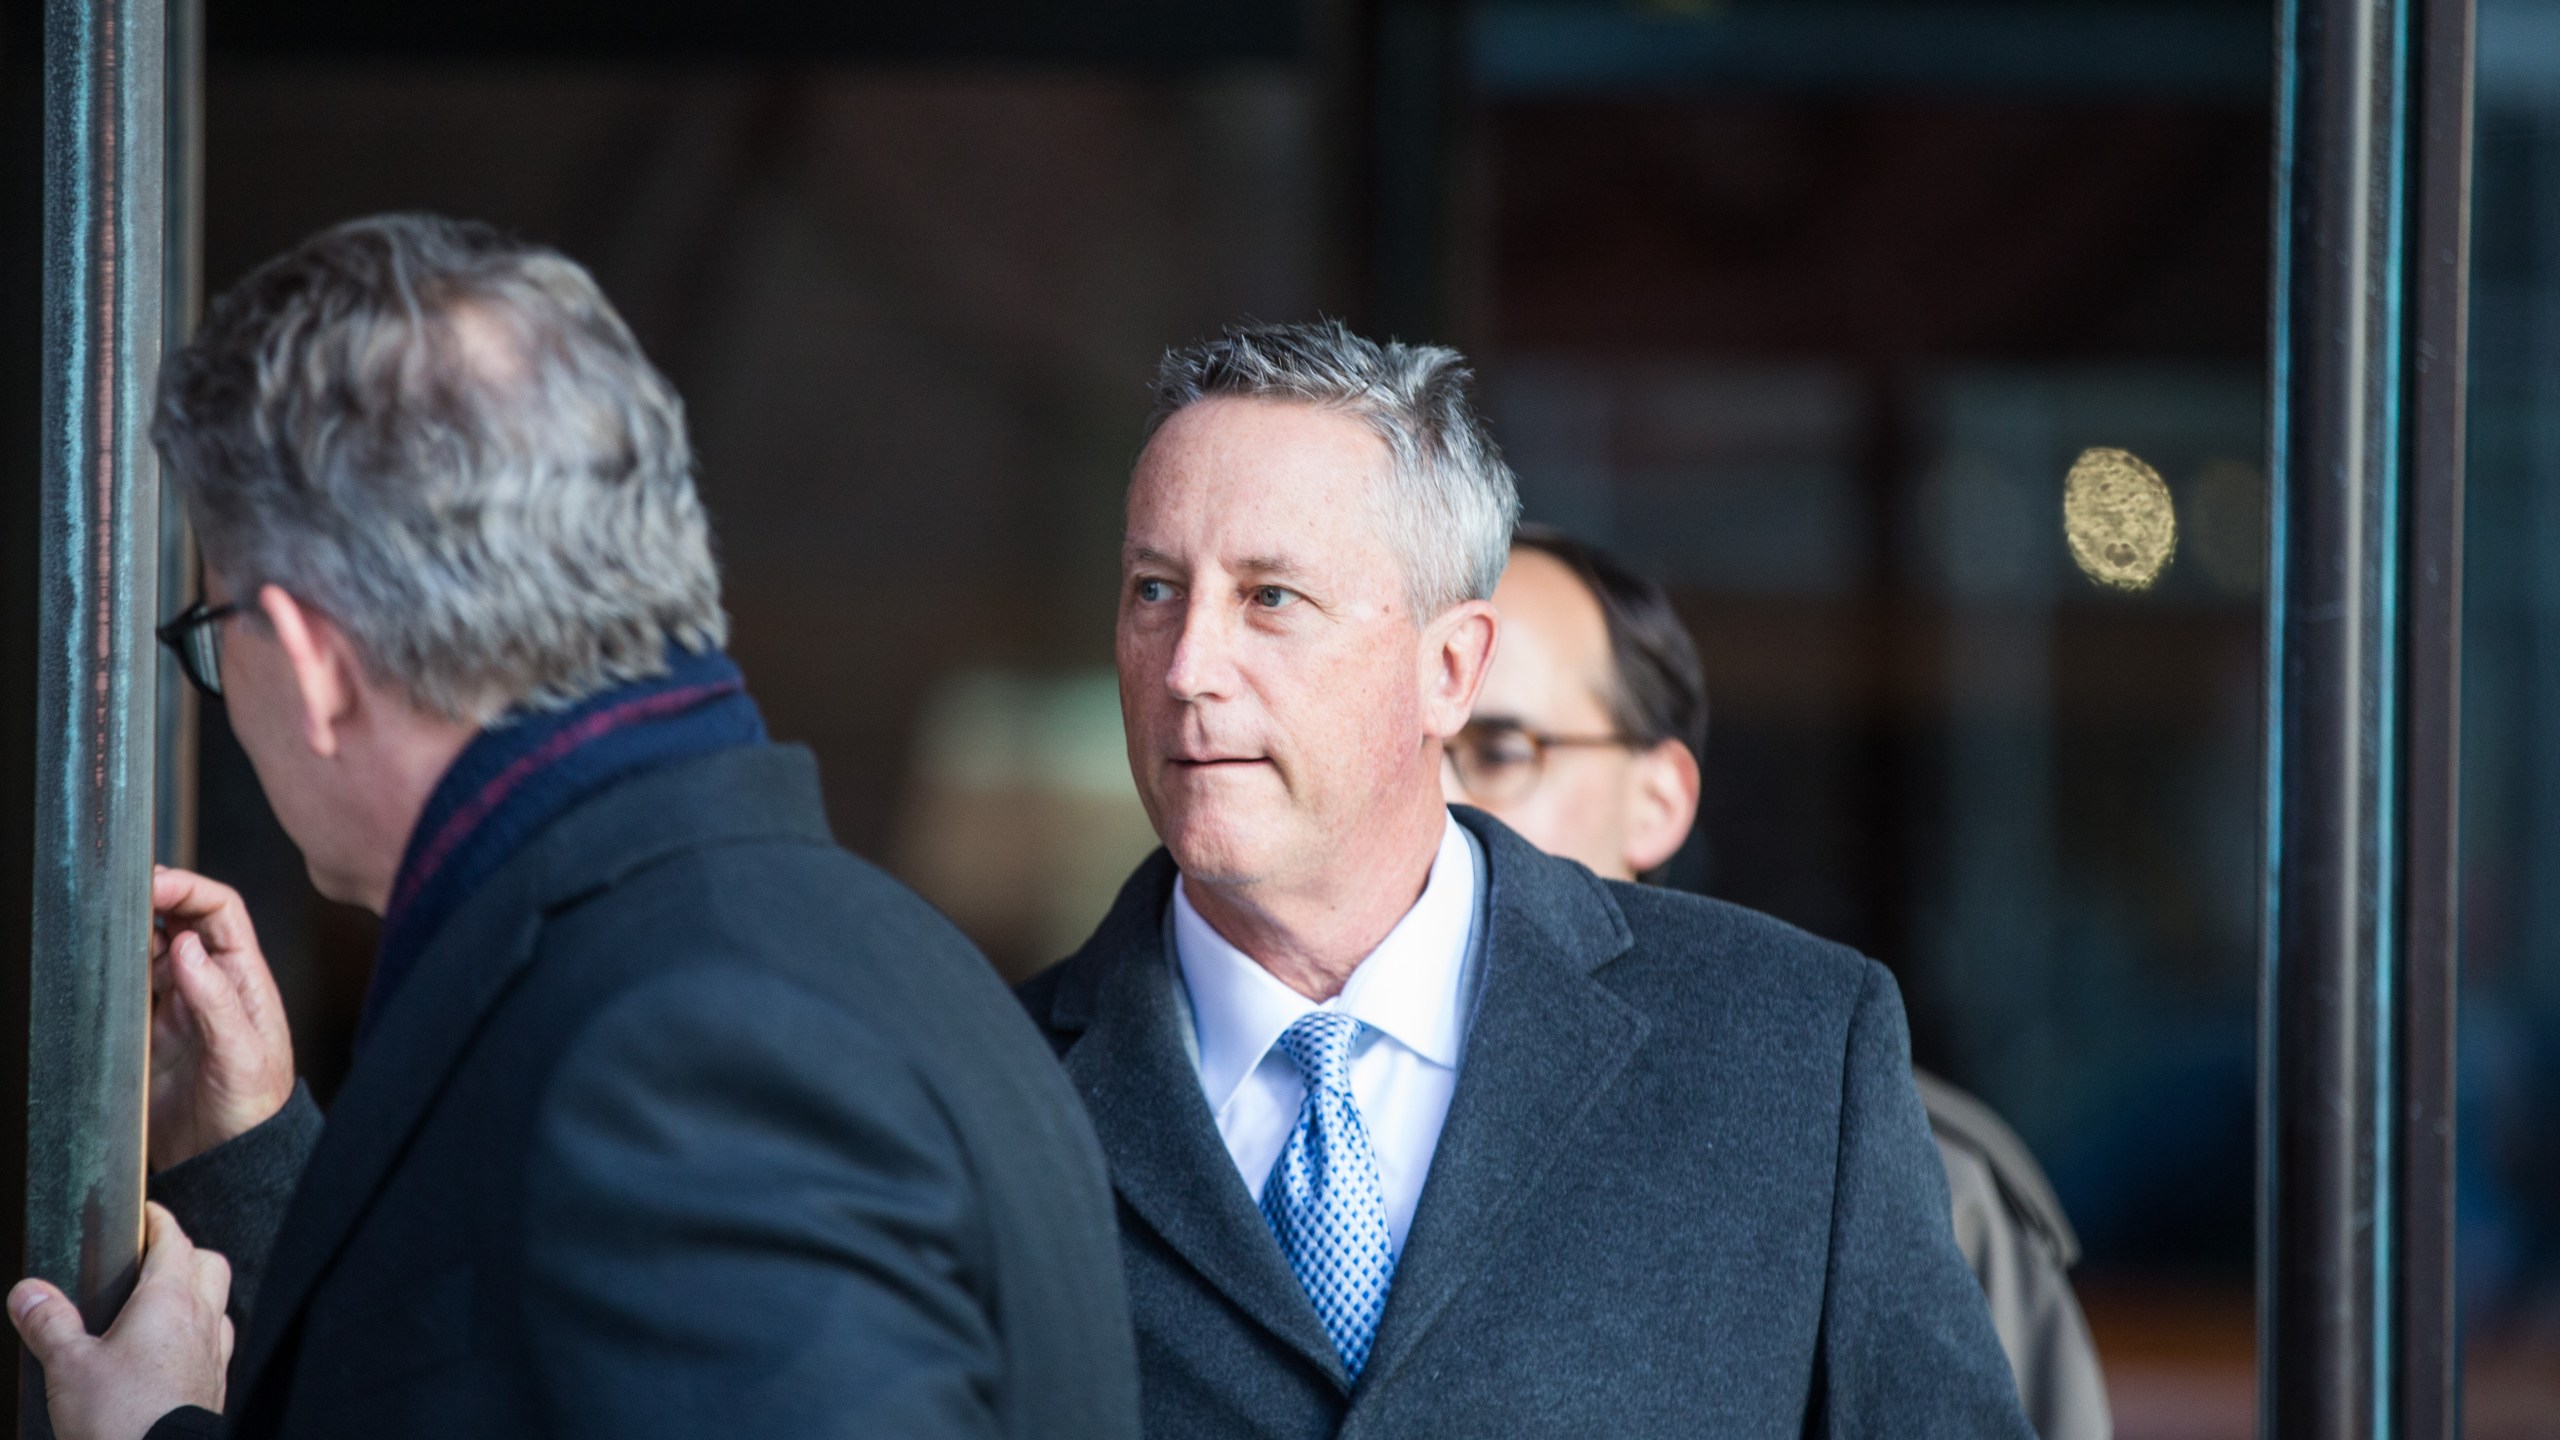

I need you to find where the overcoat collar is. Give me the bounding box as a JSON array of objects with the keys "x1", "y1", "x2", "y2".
[
  {"x1": 1040, "y1": 806, "x2": 1652, "y2": 1396},
  {"x1": 232, "y1": 744, "x2": 836, "y2": 1409},
  {"x1": 1051, "y1": 849, "x2": 1351, "y2": 1385}
]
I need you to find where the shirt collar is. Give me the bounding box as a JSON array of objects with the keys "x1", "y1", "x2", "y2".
[{"x1": 1173, "y1": 812, "x2": 1479, "y2": 1115}]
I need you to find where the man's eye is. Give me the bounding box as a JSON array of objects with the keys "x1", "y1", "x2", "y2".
[
  {"x1": 1252, "y1": 586, "x2": 1296, "y2": 609},
  {"x1": 1135, "y1": 578, "x2": 1172, "y2": 603}
]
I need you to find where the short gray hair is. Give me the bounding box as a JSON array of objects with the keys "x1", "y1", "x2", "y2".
[
  {"x1": 1146, "y1": 320, "x2": 1520, "y2": 614},
  {"x1": 154, "y1": 213, "x2": 725, "y2": 721}
]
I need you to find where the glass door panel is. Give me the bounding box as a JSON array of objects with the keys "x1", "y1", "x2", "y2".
[
  {"x1": 1469, "y1": 8, "x2": 2272, "y2": 1435},
  {"x1": 2459, "y1": 1, "x2": 2560, "y2": 1425}
]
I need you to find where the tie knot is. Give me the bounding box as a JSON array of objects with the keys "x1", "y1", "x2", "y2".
[{"x1": 1275, "y1": 1010, "x2": 1363, "y2": 1093}]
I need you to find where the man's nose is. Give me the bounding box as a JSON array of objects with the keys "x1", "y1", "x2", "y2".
[{"x1": 1163, "y1": 596, "x2": 1240, "y2": 703}]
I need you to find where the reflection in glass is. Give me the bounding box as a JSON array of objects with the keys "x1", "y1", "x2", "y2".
[{"x1": 2062, "y1": 447, "x2": 2178, "y2": 592}]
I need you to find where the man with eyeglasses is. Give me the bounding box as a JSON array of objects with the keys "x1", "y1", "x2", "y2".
[
  {"x1": 1444, "y1": 524, "x2": 2112, "y2": 1440},
  {"x1": 1438, "y1": 525, "x2": 1708, "y2": 884},
  {"x1": 10, "y1": 214, "x2": 1139, "y2": 1440}
]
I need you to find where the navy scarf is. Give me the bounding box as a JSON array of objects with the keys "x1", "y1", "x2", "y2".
[{"x1": 364, "y1": 646, "x2": 768, "y2": 1041}]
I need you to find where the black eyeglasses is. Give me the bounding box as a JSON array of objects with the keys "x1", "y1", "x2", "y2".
[
  {"x1": 1443, "y1": 719, "x2": 1637, "y2": 807},
  {"x1": 156, "y1": 600, "x2": 242, "y2": 698}
]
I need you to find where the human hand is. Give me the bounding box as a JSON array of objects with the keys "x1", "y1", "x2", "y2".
[
  {"x1": 9, "y1": 1203, "x2": 235, "y2": 1440},
  {"x1": 150, "y1": 866, "x2": 295, "y2": 1171}
]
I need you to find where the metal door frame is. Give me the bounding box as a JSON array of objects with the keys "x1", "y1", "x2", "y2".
[{"x1": 2262, "y1": 0, "x2": 2471, "y2": 1436}]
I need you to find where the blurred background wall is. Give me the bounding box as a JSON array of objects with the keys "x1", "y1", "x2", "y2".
[{"x1": 6, "y1": 0, "x2": 2560, "y2": 1435}]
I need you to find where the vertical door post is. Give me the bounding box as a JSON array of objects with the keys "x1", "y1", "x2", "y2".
[
  {"x1": 2263, "y1": 0, "x2": 2469, "y2": 1436},
  {"x1": 2394, "y1": 0, "x2": 2470, "y2": 1433},
  {"x1": 25, "y1": 0, "x2": 164, "y2": 1434},
  {"x1": 153, "y1": 0, "x2": 198, "y2": 872}
]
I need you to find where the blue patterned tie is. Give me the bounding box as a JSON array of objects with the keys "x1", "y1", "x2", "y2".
[{"x1": 1260, "y1": 1011, "x2": 1397, "y2": 1380}]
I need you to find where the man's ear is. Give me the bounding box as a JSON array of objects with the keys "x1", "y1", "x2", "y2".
[
  {"x1": 1420, "y1": 599, "x2": 1500, "y2": 739},
  {"x1": 1623, "y1": 738, "x2": 1702, "y2": 876},
  {"x1": 255, "y1": 584, "x2": 358, "y2": 759}
]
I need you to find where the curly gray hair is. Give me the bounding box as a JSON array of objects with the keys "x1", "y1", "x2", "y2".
[
  {"x1": 153, "y1": 213, "x2": 725, "y2": 722},
  {"x1": 1147, "y1": 320, "x2": 1520, "y2": 615}
]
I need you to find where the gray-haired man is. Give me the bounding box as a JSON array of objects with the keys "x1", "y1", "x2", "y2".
[
  {"x1": 1018, "y1": 321, "x2": 2032, "y2": 1437},
  {"x1": 9, "y1": 214, "x2": 1140, "y2": 1440}
]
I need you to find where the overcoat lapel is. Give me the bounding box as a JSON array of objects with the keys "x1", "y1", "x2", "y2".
[
  {"x1": 231, "y1": 872, "x2": 544, "y2": 1398},
  {"x1": 1052, "y1": 856, "x2": 1350, "y2": 1389},
  {"x1": 232, "y1": 745, "x2": 836, "y2": 1406},
  {"x1": 1356, "y1": 811, "x2": 1650, "y2": 1392}
]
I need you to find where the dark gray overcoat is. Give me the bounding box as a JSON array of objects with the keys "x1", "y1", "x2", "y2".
[{"x1": 1017, "y1": 806, "x2": 2034, "y2": 1439}]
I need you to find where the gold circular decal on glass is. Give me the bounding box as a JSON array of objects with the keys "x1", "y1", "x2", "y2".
[{"x1": 2063, "y1": 446, "x2": 2177, "y2": 591}]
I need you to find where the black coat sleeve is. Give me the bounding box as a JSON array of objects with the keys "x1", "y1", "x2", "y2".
[
  {"x1": 521, "y1": 966, "x2": 1007, "y2": 1440},
  {"x1": 1816, "y1": 963, "x2": 2036, "y2": 1439},
  {"x1": 146, "y1": 1081, "x2": 324, "y2": 1325}
]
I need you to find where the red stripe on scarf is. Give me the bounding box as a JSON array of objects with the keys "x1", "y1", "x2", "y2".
[{"x1": 384, "y1": 680, "x2": 739, "y2": 924}]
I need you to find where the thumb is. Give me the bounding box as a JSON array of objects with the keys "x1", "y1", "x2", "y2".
[
  {"x1": 170, "y1": 932, "x2": 249, "y2": 1040},
  {"x1": 169, "y1": 932, "x2": 265, "y2": 1089},
  {"x1": 191, "y1": 1247, "x2": 232, "y2": 1317},
  {"x1": 142, "y1": 1202, "x2": 195, "y2": 1265},
  {"x1": 8, "y1": 1280, "x2": 90, "y2": 1366}
]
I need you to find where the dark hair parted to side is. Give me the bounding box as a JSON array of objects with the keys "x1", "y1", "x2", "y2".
[
  {"x1": 1510, "y1": 523, "x2": 1707, "y2": 760},
  {"x1": 154, "y1": 213, "x2": 725, "y2": 722}
]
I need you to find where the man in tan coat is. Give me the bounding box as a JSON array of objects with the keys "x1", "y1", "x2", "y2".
[{"x1": 1441, "y1": 523, "x2": 2110, "y2": 1440}]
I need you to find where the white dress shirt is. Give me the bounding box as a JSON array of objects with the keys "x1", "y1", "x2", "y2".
[{"x1": 1171, "y1": 812, "x2": 1482, "y2": 1254}]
